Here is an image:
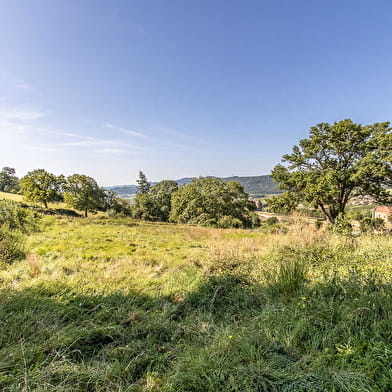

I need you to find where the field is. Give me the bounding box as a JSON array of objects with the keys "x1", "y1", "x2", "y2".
[
  {"x1": 0, "y1": 192, "x2": 23, "y2": 202},
  {"x1": 1, "y1": 215, "x2": 392, "y2": 391},
  {"x1": 0, "y1": 192, "x2": 80, "y2": 216}
]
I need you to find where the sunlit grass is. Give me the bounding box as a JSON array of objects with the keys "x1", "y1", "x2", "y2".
[
  {"x1": 0, "y1": 191, "x2": 69, "y2": 210},
  {"x1": 1, "y1": 216, "x2": 391, "y2": 391},
  {"x1": 0, "y1": 191, "x2": 23, "y2": 202}
]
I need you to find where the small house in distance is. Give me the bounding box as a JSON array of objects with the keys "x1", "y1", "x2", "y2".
[{"x1": 372, "y1": 206, "x2": 392, "y2": 225}]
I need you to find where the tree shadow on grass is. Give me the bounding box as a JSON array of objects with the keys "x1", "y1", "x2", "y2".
[{"x1": 1, "y1": 272, "x2": 392, "y2": 391}]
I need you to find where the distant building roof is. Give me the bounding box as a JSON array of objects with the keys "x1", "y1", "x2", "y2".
[{"x1": 374, "y1": 206, "x2": 392, "y2": 213}]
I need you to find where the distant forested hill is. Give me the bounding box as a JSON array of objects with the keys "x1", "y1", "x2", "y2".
[
  {"x1": 222, "y1": 175, "x2": 280, "y2": 195},
  {"x1": 107, "y1": 175, "x2": 280, "y2": 198}
]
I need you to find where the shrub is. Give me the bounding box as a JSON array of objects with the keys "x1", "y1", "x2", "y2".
[
  {"x1": 248, "y1": 211, "x2": 261, "y2": 228},
  {"x1": 266, "y1": 216, "x2": 279, "y2": 226},
  {"x1": 360, "y1": 217, "x2": 386, "y2": 233},
  {"x1": 0, "y1": 225, "x2": 26, "y2": 265},
  {"x1": 374, "y1": 217, "x2": 386, "y2": 230},
  {"x1": 0, "y1": 200, "x2": 39, "y2": 232},
  {"x1": 191, "y1": 213, "x2": 218, "y2": 227},
  {"x1": 330, "y1": 214, "x2": 353, "y2": 235},
  {"x1": 217, "y1": 216, "x2": 243, "y2": 229}
]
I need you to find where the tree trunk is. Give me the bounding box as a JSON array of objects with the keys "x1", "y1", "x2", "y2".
[
  {"x1": 319, "y1": 203, "x2": 335, "y2": 224},
  {"x1": 44, "y1": 200, "x2": 48, "y2": 209},
  {"x1": 84, "y1": 208, "x2": 88, "y2": 218}
]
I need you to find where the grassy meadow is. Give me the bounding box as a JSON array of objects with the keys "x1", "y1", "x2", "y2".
[
  {"x1": 1, "y1": 213, "x2": 392, "y2": 391},
  {"x1": 0, "y1": 192, "x2": 23, "y2": 202}
]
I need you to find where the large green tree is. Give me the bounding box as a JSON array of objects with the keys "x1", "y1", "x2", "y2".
[
  {"x1": 169, "y1": 177, "x2": 256, "y2": 227},
  {"x1": 64, "y1": 174, "x2": 104, "y2": 217},
  {"x1": 0, "y1": 167, "x2": 19, "y2": 192},
  {"x1": 20, "y1": 169, "x2": 64, "y2": 208},
  {"x1": 133, "y1": 180, "x2": 178, "y2": 221},
  {"x1": 271, "y1": 119, "x2": 392, "y2": 223},
  {"x1": 149, "y1": 180, "x2": 178, "y2": 221}
]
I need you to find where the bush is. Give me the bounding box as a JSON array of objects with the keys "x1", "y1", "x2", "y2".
[
  {"x1": 0, "y1": 225, "x2": 26, "y2": 265},
  {"x1": 248, "y1": 211, "x2": 261, "y2": 228},
  {"x1": 360, "y1": 217, "x2": 386, "y2": 233},
  {"x1": 191, "y1": 213, "x2": 218, "y2": 227},
  {"x1": 349, "y1": 209, "x2": 372, "y2": 221},
  {"x1": 330, "y1": 214, "x2": 353, "y2": 235},
  {"x1": 217, "y1": 216, "x2": 243, "y2": 229},
  {"x1": 266, "y1": 216, "x2": 279, "y2": 226},
  {"x1": 0, "y1": 200, "x2": 39, "y2": 232}
]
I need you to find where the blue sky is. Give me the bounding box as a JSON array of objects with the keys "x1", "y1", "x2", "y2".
[{"x1": 1, "y1": 0, "x2": 392, "y2": 186}]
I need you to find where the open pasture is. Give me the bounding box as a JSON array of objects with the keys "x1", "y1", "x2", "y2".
[{"x1": 1, "y1": 217, "x2": 392, "y2": 391}]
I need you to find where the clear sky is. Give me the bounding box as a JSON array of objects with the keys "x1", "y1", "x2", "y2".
[{"x1": 1, "y1": 0, "x2": 392, "y2": 186}]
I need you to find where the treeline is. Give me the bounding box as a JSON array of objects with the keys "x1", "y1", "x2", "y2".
[
  {"x1": 132, "y1": 172, "x2": 260, "y2": 228},
  {"x1": 0, "y1": 167, "x2": 260, "y2": 229},
  {"x1": 0, "y1": 168, "x2": 129, "y2": 218}
]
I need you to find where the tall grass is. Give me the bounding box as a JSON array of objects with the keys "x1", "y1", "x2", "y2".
[{"x1": 0, "y1": 217, "x2": 391, "y2": 391}]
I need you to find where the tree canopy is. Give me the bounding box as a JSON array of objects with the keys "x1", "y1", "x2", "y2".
[
  {"x1": 20, "y1": 169, "x2": 64, "y2": 208},
  {"x1": 169, "y1": 177, "x2": 257, "y2": 228},
  {"x1": 136, "y1": 171, "x2": 150, "y2": 194},
  {"x1": 271, "y1": 119, "x2": 392, "y2": 223},
  {"x1": 265, "y1": 192, "x2": 300, "y2": 214},
  {"x1": 0, "y1": 167, "x2": 19, "y2": 193},
  {"x1": 149, "y1": 180, "x2": 178, "y2": 221},
  {"x1": 132, "y1": 180, "x2": 178, "y2": 221},
  {"x1": 64, "y1": 174, "x2": 104, "y2": 217}
]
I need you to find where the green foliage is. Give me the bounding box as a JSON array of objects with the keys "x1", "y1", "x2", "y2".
[
  {"x1": 132, "y1": 192, "x2": 156, "y2": 221},
  {"x1": 0, "y1": 225, "x2": 25, "y2": 265},
  {"x1": 103, "y1": 190, "x2": 132, "y2": 216},
  {"x1": 265, "y1": 191, "x2": 299, "y2": 213},
  {"x1": 330, "y1": 214, "x2": 353, "y2": 235},
  {"x1": 133, "y1": 180, "x2": 179, "y2": 221},
  {"x1": 360, "y1": 217, "x2": 386, "y2": 232},
  {"x1": 149, "y1": 180, "x2": 178, "y2": 221},
  {"x1": 136, "y1": 170, "x2": 151, "y2": 194},
  {"x1": 170, "y1": 177, "x2": 255, "y2": 228},
  {"x1": 272, "y1": 119, "x2": 392, "y2": 224},
  {"x1": 0, "y1": 200, "x2": 40, "y2": 265},
  {"x1": 249, "y1": 211, "x2": 261, "y2": 228},
  {"x1": 374, "y1": 217, "x2": 387, "y2": 230},
  {"x1": 270, "y1": 258, "x2": 307, "y2": 296},
  {"x1": 266, "y1": 216, "x2": 279, "y2": 225},
  {"x1": 0, "y1": 167, "x2": 19, "y2": 192},
  {"x1": 217, "y1": 215, "x2": 243, "y2": 228},
  {"x1": 20, "y1": 169, "x2": 64, "y2": 208},
  {"x1": 64, "y1": 174, "x2": 104, "y2": 217},
  {"x1": 0, "y1": 200, "x2": 39, "y2": 232},
  {"x1": 349, "y1": 208, "x2": 372, "y2": 221}
]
